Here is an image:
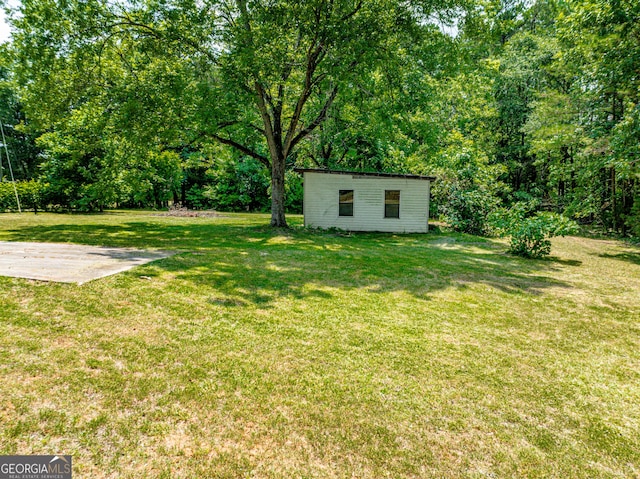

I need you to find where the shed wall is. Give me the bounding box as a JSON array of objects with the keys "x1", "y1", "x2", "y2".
[{"x1": 302, "y1": 172, "x2": 430, "y2": 233}]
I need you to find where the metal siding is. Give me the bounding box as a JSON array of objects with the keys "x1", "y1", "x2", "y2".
[{"x1": 303, "y1": 171, "x2": 430, "y2": 233}]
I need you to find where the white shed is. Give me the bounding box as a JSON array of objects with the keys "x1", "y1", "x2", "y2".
[{"x1": 295, "y1": 169, "x2": 435, "y2": 233}]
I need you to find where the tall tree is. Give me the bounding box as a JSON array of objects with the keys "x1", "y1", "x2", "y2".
[
  {"x1": 11, "y1": 0, "x2": 457, "y2": 226},
  {"x1": 0, "y1": 45, "x2": 39, "y2": 180},
  {"x1": 563, "y1": 0, "x2": 640, "y2": 233}
]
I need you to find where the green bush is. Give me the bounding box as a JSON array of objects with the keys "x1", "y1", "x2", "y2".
[
  {"x1": 0, "y1": 180, "x2": 47, "y2": 212},
  {"x1": 438, "y1": 184, "x2": 501, "y2": 236},
  {"x1": 185, "y1": 184, "x2": 214, "y2": 210},
  {"x1": 284, "y1": 170, "x2": 303, "y2": 214},
  {"x1": 431, "y1": 140, "x2": 506, "y2": 236},
  {"x1": 208, "y1": 157, "x2": 271, "y2": 212},
  {"x1": 628, "y1": 196, "x2": 640, "y2": 239},
  {"x1": 492, "y1": 202, "x2": 579, "y2": 258}
]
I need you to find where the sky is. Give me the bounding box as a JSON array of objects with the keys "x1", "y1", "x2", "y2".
[
  {"x1": 0, "y1": 12, "x2": 10, "y2": 43},
  {"x1": 0, "y1": 1, "x2": 17, "y2": 44}
]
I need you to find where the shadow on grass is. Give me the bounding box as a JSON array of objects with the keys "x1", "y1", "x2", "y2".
[
  {"x1": 547, "y1": 257, "x2": 583, "y2": 267},
  {"x1": 2, "y1": 220, "x2": 574, "y2": 303},
  {"x1": 597, "y1": 252, "x2": 640, "y2": 266}
]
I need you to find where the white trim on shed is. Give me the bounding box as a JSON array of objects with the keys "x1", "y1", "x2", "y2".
[{"x1": 295, "y1": 169, "x2": 435, "y2": 233}]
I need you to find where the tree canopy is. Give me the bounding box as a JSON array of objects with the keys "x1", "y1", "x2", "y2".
[
  {"x1": 1, "y1": 0, "x2": 638, "y2": 236},
  {"x1": 7, "y1": 0, "x2": 458, "y2": 224}
]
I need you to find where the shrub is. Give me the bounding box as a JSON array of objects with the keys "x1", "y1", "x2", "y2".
[
  {"x1": 438, "y1": 184, "x2": 501, "y2": 236},
  {"x1": 430, "y1": 137, "x2": 506, "y2": 236},
  {"x1": 208, "y1": 157, "x2": 270, "y2": 212},
  {"x1": 0, "y1": 180, "x2": 47, "y2": 212},
  {"x1": 492, "y1": 202, "x2": 579, "y2": 258},
  {"x1": 185, "y1": 184, "x2": 214, "y2": 210},
  {"x1": 284, "y1": 170, "x2": 303, "y2": 214},
  {"x1": 628, "y1": 196, "x2": 640, "y2": 239}
]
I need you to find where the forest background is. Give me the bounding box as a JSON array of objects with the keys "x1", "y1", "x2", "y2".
[{"x1": 0, "y1": 0, "x2": 638, "y2": 237}]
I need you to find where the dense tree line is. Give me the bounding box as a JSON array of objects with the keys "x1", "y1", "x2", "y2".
[{"x1": 0, "y1": 0, "x2": 638, "y2": 236}]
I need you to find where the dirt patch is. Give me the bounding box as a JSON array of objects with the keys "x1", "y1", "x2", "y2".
[{"x1": 156, "y1": 204, "x2": 225, "y2": 218}]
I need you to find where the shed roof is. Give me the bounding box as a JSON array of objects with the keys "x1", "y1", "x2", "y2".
[{"x1": 294, "y1": 168, "x2": 436, "y2": 181}]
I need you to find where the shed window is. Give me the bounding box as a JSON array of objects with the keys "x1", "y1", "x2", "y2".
[
  {"x1": 339, "y1": 190, "x2": 354, "y2": 216},
  {"x1": 385, "y1": 190, "x2": 400, "y2": 218}
]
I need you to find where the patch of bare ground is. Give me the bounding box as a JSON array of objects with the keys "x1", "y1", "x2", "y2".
[{"x1": 156, "y1": 204, "x2": 224, "y2": 218}]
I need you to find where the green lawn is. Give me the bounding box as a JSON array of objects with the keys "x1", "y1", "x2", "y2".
[{"x1": 0, "y1": 211, "x2": 639, "y2": 478}]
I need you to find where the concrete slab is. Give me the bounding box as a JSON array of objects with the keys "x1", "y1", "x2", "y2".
[{"x1": 0, "y1": 241, "x2": 175, "y2": 284}]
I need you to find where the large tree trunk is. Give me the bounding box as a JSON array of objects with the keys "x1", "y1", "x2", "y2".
[{"x1": 270, "y1": 155, "x2": 287, "y2": 227}]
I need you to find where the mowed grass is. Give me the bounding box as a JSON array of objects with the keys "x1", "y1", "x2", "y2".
[{"x1": 0, "y1": 211, "x2": 639, "y2": 478}]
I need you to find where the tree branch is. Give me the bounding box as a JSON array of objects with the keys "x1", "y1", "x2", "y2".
[
  {"x1": 108, "y1": 16, "x2": 218, "y2": 64},
  {"x1": 210, "y1": 133, "x2": 271, "y2": 168},
  {"x1": 254, "y1": 81, "x2": 281, "y2": 163},
  {"x1": 287, "y1": 86, "x2": 338, "y2": 154},
  {"x1": 282, "y1": 40, "x2": 325, "y2": 155},
  {"x1": 340, "y1": 0, "x2": 364, "y2": 23}
]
